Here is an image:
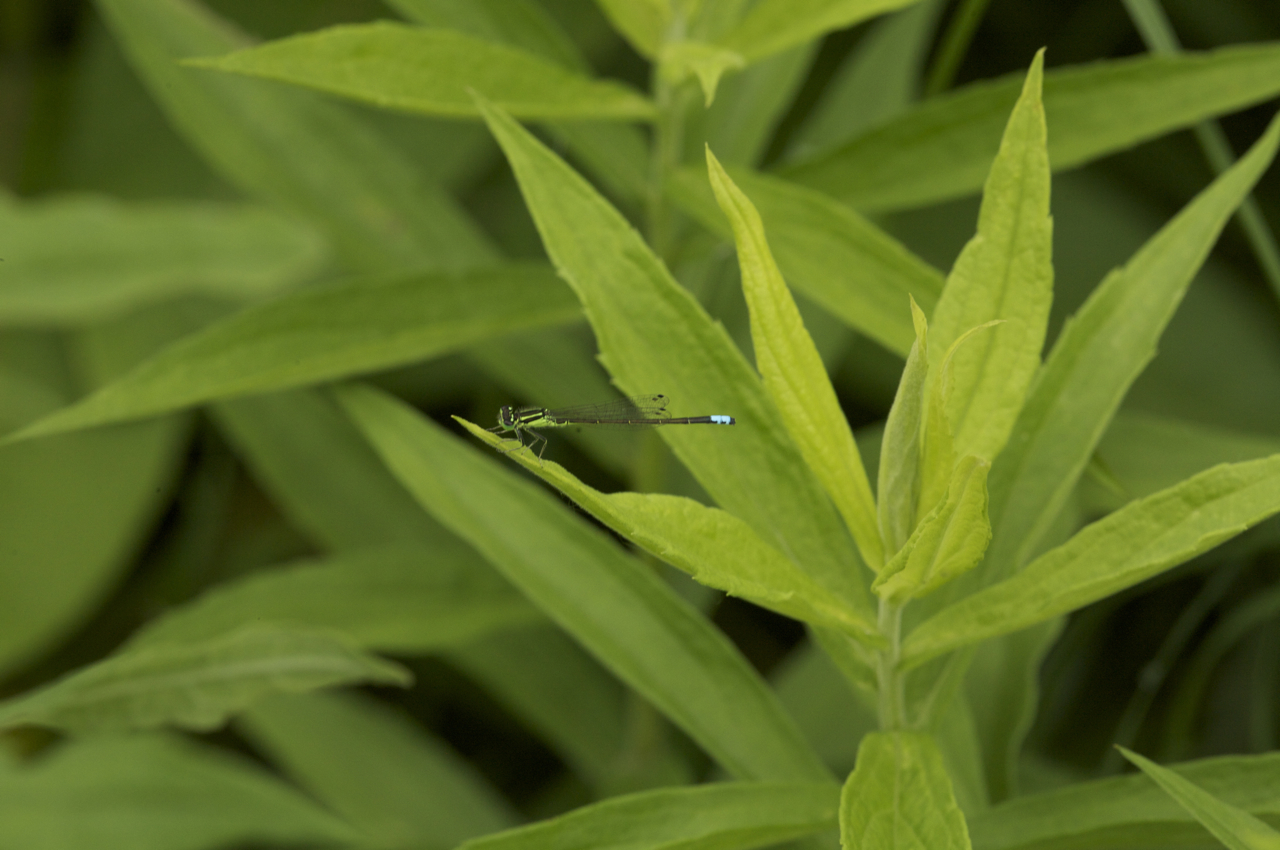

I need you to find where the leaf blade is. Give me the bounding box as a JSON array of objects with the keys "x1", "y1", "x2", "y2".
[
  {"x1": 187, "y1": 22, "x2": 655, "y2": 121},
  {"x1": 706, "y1": 148, "x2": 883, "y2": 571}
]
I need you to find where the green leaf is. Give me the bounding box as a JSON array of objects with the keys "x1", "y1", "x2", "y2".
[
  {"x1": 1090, "y1": 411, "x2": 1280, "y2": 511},
  {"x1": 475, "y1": 95, "x2": 871, "y2": 612},
  {"x1": 668, "y1": 165, "x2": 943, "y2": 357},
  {"x1": 985, "y1": 111, "x2": 1280, "y2": 578},
  {"x1": 718, "y1": 0, "x2": 922, "y2": 64},
  {"x1": 1119, "y1": 748, "x2": 1280, "y2": 850},
  {"x1": 659, "y1": 40, "x2": 746, "y2": 106},
  {"x1": 783, "y1": 42, "x2": 1280, "y2": 212},
  {"x1": 385, "y1": 0, "x2": 589, "y2": 71},
  {"x1": 6, "y1": 265, "x2": 578, "y2": 442},
  {"x1": 902, "y1": 453, "x2": 1280, "y2": 669},
  {"x1": 241, "y1": 691, "x2": 516, "y2": 848},
  {"x1": 0, "y1": 624, "x2": 411, "y2": 734},
  {"x1": 461, "y1": 419, "x2": 880, "y2": 643},
  {"x1": 595, "y1": 0, "x2": 671, "y2": 59},
  {"x1": 128, "y1": 545, "x2": 541, "y2": 655},
  {"x1": 0, "y1": 419, "x2": 187, "y2": 678},
  {"x1": 213, "y1": 389, "x2": 460, "y2": 550},
  {"x1": 926, "y1": 51, "x2": 1052, "y2": 466},
  {"x1": 785, "y1": 1, "x2": 942, "y2": 159},
  {"x1": 459, "y1": 781, "x2": 839, "y2": 850},
  {"x1": 873, "y1": 454, "x2": 991, "y2": 602},
  {"x1": 187, "y1": 22, "x2": 655, "y2": 121},
  {"x1": 445, "y1": 626, "x2": 671, "y2": 794},
  {"x1": 337, "y1": 383, "x2": 831, "y2": 783},
  {"x1": 968, "y1": 752, "x2": 1280, "y2": 850},
  {"x1": 97, "y1": 0, "x2": 494, "y2": 271},
  {"x1": 0, "y1": 197, "x2": 324, "y2": 323},
  {"x1": 0, "y1": 734, "x2": 357, "y2": 850},
  {"x1": 917, "y1": 320, "x2": 1002, "y2": 520},
  {"x1": 840, "y1": 731, "x2": 971, "y2": 850},
  {"x1": 706, "y1": 148, "x2": 883, "y2": 571},
  {"x1": 878, "y1": 298, "x2": 930, "y2": 558}
]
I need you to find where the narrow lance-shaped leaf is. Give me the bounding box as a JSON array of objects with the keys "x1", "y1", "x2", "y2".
[
  {"x1": 460, "y1": 782, "x2": 840, "y2": 850},
  {"x1": 241, "y1": 691, "x2": 517, "y2": 848},
  {"x1": 0, "y1": 198, "x2": 325, "y2": 324},
  {"x1": 926, "y1": 50, "x2": 1053, "y2": 466},
  {"x1": 126, "y1": 545, "x2": 541, "y2": 655},
  {"x1": 902, "y1": 453, "x2": 1280, "y2": 669},
  {"x1": 918, "y1": 319, "x2": 1003, "y2": 518},
  {"x1": 967, "y1": 751, "x2": 1280, "y2": 850},
  {"x1": 1119, "y1": 748, "x2": 1280, "y2": 850},
  {"x1": 0, "y1": 624, "x2": 411, "y2": 735},
  {"x1": 718, "y1": 0, "x2": 922, "y2": 64},
  {"x1": 783, "y1": 42, "x2": 1280, "y2": 213},
  {"x1": 462, "y1": 420, "x2": 881, "y2": 644},
  {"x1": 873, "y1": 454, "x2": 991, "y2": 603},
  {"x1": 186, "y1": 22, "x2": 655, "y2": 121},
  {"x1": 337, "y1": 383, "x2": 831, "y2": 782},
  {"x1": 840, "y1": 731, "x2": 971, "y2": 850},
  {"x1": 878, "y1": 298, "x2": 930, "y2": 559},
  {"x1": 659, "y1": 41, "x2": 746, "y2": 106},
  {"x1": 984, "y1": 110, "x2": 1280, "y2": 580},
  {"x1": 0, "y1": 735, "x2": 358, "y2": 850},
  {"x1": 5, "y1": 265, "x2": 579, "y2": 443},
  {"x1": 706, "y1": 147, "x2": 883, "y2": 570},
  {"x1": 474, "y1": 94, "x2": 872, "y2": 612},
  {"x1": 667, "y1": 165, "x2": 944, "y2": 357},
  {"x1": 97, "y1": 0, "x2": 495, "y2": 272}
]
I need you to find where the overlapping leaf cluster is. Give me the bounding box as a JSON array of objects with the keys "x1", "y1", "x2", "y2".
[{"x1": 4, "y1": 1, "x2": 1280, "y2": 849}]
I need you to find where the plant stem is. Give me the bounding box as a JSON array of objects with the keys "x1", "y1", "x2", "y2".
[
  {"x1": 646, "y1": 71, "x2": 688, "y2": 261},
  {"x1": 876, "y1": 598, "x2": 906, "y2": 729}
]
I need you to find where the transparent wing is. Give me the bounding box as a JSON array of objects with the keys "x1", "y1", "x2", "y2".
[{"x1": 541, "y1": 394, "x2": 671, "y2": 420}]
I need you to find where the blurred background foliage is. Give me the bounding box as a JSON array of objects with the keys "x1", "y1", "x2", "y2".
[{"x1": 3, "y1": 0, "x2": 1280, "y2": 839}]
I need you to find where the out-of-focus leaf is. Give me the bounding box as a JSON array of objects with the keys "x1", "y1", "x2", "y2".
[
  {"x1": 0, "y1": 734, "x2": 357, "y2": 850},
  {"x1": 128, "y1": 545, "x2": 541, "y2": 654},
  {"x1": 0, "y1": 624, "x2": 410, "y2": 734},
  {"x1": 0, "y1": 418, "x2": 186, "y2": 679},
  {"x1": 594, "y1": 0, "x2": 670, "y2": 59},
  {"x1": 717, "y1": 0, "x2": 922, "y2": 64},
  {"x1": 187, "y1": 23, "x2": 655, "y2": 121},
  {"x1": 241, "y1": 691, "x2": 516, "y2": 848},
  {"x1": 0, "y1": 197, "x2": 325, "y2": 323},
  {"x1": 459, "y1": 781, "x2": 840, "y2": 850},
  {"x1": 385, "y1": 0, "x2": 589, "y2": 71},
  {"x1": 97, "y1": 0, "x2": 495, "y2": 271},
  {"x1": 784, "y1": 42, "x2": 1280, "y2": 212},
  {"x1": 7, "y1": 265, "x2": 579, "y2": 442}
]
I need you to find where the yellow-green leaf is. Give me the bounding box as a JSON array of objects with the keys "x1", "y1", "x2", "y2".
[
  {"x1": 878, "y1": 297, "x2": 930, "y2": 559},
  {"x1": 706, "y1": 148, "x2": 882, "y2": 571},
  {"x1": 186, "y1": 22, "x2": 655, "y2": 121},
  {"x1": 840, "y1": 731, "x2": 971, "y2": 850},
  {"x1": 873, "y1": 455, "x2": 991, "y2": 603},
  {"x1": 926, "y1": 51, "x2": 1052, "y2": 465}
]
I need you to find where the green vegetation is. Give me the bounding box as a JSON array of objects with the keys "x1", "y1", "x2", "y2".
[{"x1": 4, "y1": 1, "x2": 1280, "y2": 848}]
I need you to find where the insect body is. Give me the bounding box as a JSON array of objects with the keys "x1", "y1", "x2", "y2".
[{"x1": 490, "y1": 394, "x2": 735, "y2": 460}]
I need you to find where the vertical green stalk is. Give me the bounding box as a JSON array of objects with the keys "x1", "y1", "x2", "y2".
[
  {"x1": 876, "y1": 599, "x2": 906, "y2": 730},
  {"x1": 646, "y1": 72, "x2": 690, "y2": 260}
]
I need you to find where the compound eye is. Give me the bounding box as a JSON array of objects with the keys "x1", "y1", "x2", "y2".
[{"x1": 500, "y1": 406, "x2": 514, "y2": 426}]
